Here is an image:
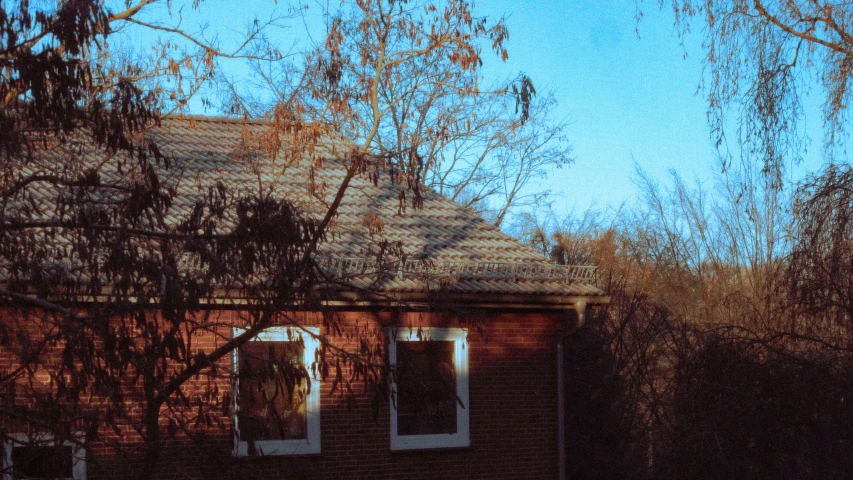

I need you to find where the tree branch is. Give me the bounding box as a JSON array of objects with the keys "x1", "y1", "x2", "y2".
[
  {"x1": 123, "y1": 18, "x2": 274, "y2": 62},
  {"x1": 753, "y1": 0, "x2": 853, "y2": 57},
  {"x1": 108, "y1": 0, "x2": 158, "y2": 23},
  {"x1": 0, "y1": 288, "x2": 73, "y2": 316}
]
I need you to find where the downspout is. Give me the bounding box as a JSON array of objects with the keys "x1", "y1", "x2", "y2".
[{"x1": 558, "y1": 300, "x2": 586, "y2": 480}]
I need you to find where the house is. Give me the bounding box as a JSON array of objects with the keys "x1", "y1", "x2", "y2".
[{"x1": 0, "y1": 116, "x2": 608, "y2": 480}]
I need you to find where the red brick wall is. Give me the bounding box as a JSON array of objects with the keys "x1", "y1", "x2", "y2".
[{"x1": 2, "y1": 309, "x2": 564, "y2": 480}]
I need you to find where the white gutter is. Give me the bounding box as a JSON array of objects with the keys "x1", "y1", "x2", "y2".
[{"x1": 558, "y1": 300, "x2": 586, "y2": 480}]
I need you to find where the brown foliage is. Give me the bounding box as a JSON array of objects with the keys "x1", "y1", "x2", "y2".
[{"x1": 537, "y1": 158, "x2": 853, "y2": 477}]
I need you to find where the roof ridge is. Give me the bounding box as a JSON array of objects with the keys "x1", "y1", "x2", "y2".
[
  {"x1": 160, "y1": 114, "x2": 274, "y2": 125},
  {"x1": 158, "y1": 113, "x2": 339, "y2": 129}
]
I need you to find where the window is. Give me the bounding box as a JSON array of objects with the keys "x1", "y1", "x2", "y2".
[
  {"x1": 2, "y1": 434, "x2": 86, "y2": 480},
  {"x1": 232, "y1": 327, "x2": 320, "y2": 456},
  {"x1": 389, "y1": 327, "x2": 469, "y2": 450}
]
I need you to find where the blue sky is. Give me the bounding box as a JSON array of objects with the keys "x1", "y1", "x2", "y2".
[
  {"x1": 484, "y1": 0, "x2": 712, "y2": 212},
  {"x1": 125, "y1": 0, "x2": 828, "y2": 215},
  {"x1": 474, "y1": 0, "x2": 826, "y2": 215}
]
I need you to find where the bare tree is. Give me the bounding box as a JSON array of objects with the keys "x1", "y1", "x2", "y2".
[
  {"x1": 228, "y1": 2, "x2": 570, "y2": 229},
  {"x1": 527, "y1": 157, "x2": 810, "y2": 477},
  {"x1": 0, "y1": 1, "x2": 512, "y2": 478},
  {"x1": 430, "y1": 93, "x2": 573, "y2": 227},
  {"x1": 652, "y1": 0, "x2": 853, "y2": 176},
  {"x1": 1, "y1": 0, "x2": 292, "y2": 159},
  {"x1": 789, "y1": 163, "x2": 853, "y2": 344}
]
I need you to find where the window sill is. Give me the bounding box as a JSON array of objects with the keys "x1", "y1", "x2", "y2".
[
  {"x1": 389, "y1": 443, "x2": 472, "y2": 454},
  {"x1": 390, "y1": 433, "x2": 470, "y2": 452}
]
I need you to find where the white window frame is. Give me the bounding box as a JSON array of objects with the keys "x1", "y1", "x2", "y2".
[
  {"x1": 2, "y1": 433, "x2": 86, "y2": 480},
  {"x1": 231, "y1": 326, "x2": 321, "y2": 456},
  {"x1": 388, "y1": 327, "x2": 470, "y2": 451}
]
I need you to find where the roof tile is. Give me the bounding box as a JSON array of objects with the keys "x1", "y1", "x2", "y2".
[{"x1": 16, "y1": 116, "x2": 603, "y2": 299}]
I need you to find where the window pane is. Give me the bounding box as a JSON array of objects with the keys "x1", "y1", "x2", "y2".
[
  {"x1": 396, "y1": 340, "x2": 457, "y2": 435},
  {"x1": 11, "y1": 446, "x2": 73, "y2": 479},
  {"x1": 237, "y1": 341, "x2": 307, "y2": 442}
]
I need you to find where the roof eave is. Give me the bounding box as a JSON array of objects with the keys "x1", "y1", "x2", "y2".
[{"x1": 321, "y1": 291, "x2": 612, "y2": 310}]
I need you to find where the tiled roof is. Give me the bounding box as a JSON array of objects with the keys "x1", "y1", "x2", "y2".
[{"x1": 9, "y1": 115, "x2": 605, "y2": 301}]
